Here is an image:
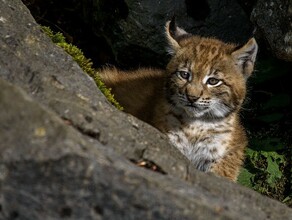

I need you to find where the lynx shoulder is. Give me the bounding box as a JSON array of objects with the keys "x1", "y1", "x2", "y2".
[{"x1": 99, "y1": 19, "x2": 258, "y2": 181}]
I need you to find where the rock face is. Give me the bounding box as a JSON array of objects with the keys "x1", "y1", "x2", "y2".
[
  {"x1": 0, "y1": 0, "x2": 292, "y2": 219},
  {"x1": 81, "y1": 0, "x2": 253, "y2": 67},
  {"x1": 251, "y1": 0, "x2": 292, "y2": 61}
]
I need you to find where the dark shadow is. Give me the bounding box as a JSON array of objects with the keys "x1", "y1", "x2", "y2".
[{"x1": 185, "y1": 0, "x2": 210, "y2": 21}]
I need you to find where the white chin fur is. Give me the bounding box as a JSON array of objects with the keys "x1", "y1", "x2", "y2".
[
  {"x1": 210, "y1": 102, "x2": 232, "y2": 118},
  {"x1": 184, "y1": 107, "x2": 206, "y2": 118},
  {"x1": 182, "y1": 102, "x2": 231, "y2": 119}
]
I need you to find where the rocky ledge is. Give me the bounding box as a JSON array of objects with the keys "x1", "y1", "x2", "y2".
[{"x1": 0, "y1": 0, "x2": 291, "y2": 219}]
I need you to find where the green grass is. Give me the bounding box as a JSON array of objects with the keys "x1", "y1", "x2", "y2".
[{"x1": 41, "y1": 26, "x2": 123, "y2": 110}]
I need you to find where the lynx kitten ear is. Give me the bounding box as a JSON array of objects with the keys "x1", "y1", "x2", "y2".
[
  {"x1": 232, "y1": 38, "x2": 258, "y2": 78},
  {"x1": 165, "y1": 17, "x2": 190, "y2": 55}
]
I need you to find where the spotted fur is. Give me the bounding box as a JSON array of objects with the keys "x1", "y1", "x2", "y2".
[{"x1": 99, "y1": 19, "x2": 258, "y2": 181}]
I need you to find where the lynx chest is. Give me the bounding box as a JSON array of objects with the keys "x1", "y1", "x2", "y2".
[{"x1": 165, "y1": 115, "x2": 233, "y2": 171}]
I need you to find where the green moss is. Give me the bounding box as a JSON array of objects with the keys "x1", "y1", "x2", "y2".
[
  {"x1": 41, "y1": 26, "x2": 123, "y2": 110},
  {"x1": 41, "y1": 26, "x2": 66, "y2": 44}
]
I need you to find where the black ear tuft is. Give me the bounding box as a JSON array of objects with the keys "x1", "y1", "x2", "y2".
[
  {"x1": 165, "y1": 18, "x2": 191, "y2": 54},
  {"x1": 169, "y1": 16, "x2": 177, "y2": 37}
]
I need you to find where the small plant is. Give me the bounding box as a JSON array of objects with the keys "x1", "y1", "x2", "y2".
[
  {"x1": 238, "y1": 144, "x2": 286, "y2": 191},
  {"x1": 41, "y1": 26, "x2": 123, "y2": 110},
  {"x1": 238, "y1": 57, "x2": 291, "y2": 207},
  {"x1": 238, "y1": 140, "x2": 291, "y2": 206}
]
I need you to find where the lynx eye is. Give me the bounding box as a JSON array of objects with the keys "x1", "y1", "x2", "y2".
[
  {"x1": 177, "y1": 71, "x2": 191, "y2": 80},
  {"x1": 206, "y1": 77, "x2": 221, "y2": 86}
]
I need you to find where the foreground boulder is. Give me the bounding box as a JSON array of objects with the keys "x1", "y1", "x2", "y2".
[{"x1": 0, "y1": 0, "x2": 292, "y2": 219}]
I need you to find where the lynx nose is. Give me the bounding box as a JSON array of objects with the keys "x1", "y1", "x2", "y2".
[{"x1": 186, "y1": 94, "x2": 199, "y2": 103}]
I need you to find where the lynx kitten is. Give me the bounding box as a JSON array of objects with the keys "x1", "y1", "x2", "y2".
[{"x1": 99, "y1": 19, "x2": 258, "y2": 181}]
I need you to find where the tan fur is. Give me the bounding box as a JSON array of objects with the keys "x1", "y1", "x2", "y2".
[{"x1": 99, "y1": 20, "x2": 258, "y2": 181}]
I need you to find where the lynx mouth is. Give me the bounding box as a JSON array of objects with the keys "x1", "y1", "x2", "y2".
[{"x1": 185, "y1": 104, "x2": 208, "y2": 111}]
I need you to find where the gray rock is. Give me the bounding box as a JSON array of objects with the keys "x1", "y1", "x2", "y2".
[
  {"x1": 0, "y1": 0, "x2": 192, "y2": 180},
  {"x1": 0, "y1": 78, "x2": 221, "y2": 219},
  {"x1": 1, "y1": 78, "x2": 291, "y2": 220},
  {"x1": 251, "y1": 0, "x2": 292, "y2": 61},
  {"x1": 0, "y1": 0, "x2": 292, "y2": 219}
]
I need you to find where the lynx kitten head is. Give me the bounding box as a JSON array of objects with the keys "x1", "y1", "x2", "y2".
[{"x1": 164, "y1": 18, "x2": 258, "y2": 120}]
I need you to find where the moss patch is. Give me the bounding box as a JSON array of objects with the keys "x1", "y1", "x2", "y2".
[{"x1": 41, "y1": 26, "x2": 123, "y2": 110}]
